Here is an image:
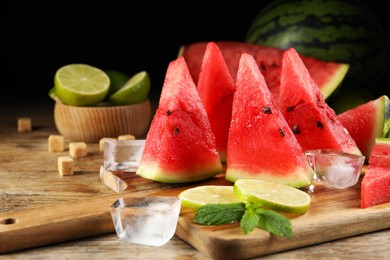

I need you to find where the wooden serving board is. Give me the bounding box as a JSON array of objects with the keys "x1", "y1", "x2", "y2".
[{"x1": 1, "y1": 171, "x2": 390, "y2": 259}]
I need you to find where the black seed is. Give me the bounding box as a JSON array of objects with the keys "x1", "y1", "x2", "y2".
[
  {"x1": 279, "y1": 128, "x2": 285, "y2": 137},
  {"x1": 292, "y1": 125, "x2": 300, "y2": 135},
  {"x1": 271, "y1": 63, "x2": 277, "y2": 67},
  {"x1": 260, "y1": 63, "x2": 266, "y2": 71},
  {"x1": 166, "y1": 110, "x2": 172, "y2": 116},
  {"x1": 174, "y1": 127, "x2": 180, "y2": 135},
  {"x1": 317, "y1": 121, "x2": 324, "y2": 128},
  {"x1": 286, "y1": 106, "x2": 295, "y2": 111},
  {"x1": 262, "y1": 107, "x2": 272, "y2": 114}
]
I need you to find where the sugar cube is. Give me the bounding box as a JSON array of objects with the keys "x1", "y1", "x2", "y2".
[
  {"x1": 48, "y1": 135, "x2": 65, "y2": 152},
  {"x1": 58, "y1": 156, "x2": 73, "y2": 176},
  {"x1": 18, "y1": 118, "x2": 31, "y2": 132},
  {"x1": 118, "y1": 134, "x2": 135, "y2": 140},
  {"x1": 69, "y1": 142, "x2": 87, "y2": 158}
]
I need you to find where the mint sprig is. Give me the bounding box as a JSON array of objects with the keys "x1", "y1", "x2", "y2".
[{"x1": 194, "y1": 202, "x2": 292, "y2": 238}]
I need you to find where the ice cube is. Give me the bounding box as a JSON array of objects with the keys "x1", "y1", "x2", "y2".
[
  {"x1": 110, "y1": 196, "x2": 182, "y2": 246},
  {"x1": 104, "y1": 139, "x2": 145, "y2": 172},
  {"x1": 305, "y1": 149, "x2": 365, "y2": 189}
]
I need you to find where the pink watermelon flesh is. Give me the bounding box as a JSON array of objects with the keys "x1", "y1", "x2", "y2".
[
  {"x1": 182, "y1": 41, "x2": 349, "y2": 105},
  {"x1": 368, "y1": 138, "x2": 390, "y2": 167},
  {"x1": 225, "y1": 53, "x2": 313, "y2": 188},
  {"x1": 136, "y1": 56, "x2": 223, "y2": 183},
  {"x1": 279, "y1": 48, "x2": 362, "y2": 156},
  {"x1": 197, "y1": 42, "x2": 236, "y2": 163},
  {"x1": 361, "y1": 165, "x2": 390, "y2": 208},
  {"x1": 338, "y1": 95, "x2": 390, "y2": 159}
]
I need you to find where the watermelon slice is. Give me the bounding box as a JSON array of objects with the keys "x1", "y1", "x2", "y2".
[
  {"x1": 361, "y1": 165, "x2": 390, "y2": 208},
  {"x1": 181, "y1": 41, "x2": 349, "y2": 105},
  {"x1": 362, "y1": 138, "x2": 390, "y2": 208},
  {"x1": 279, "y1": 48, "x2": 362, "y2": 156},
  {"x1": 368, "y1": 138, "x2": 390, "y2": 167},
  {"x1": 337, "y1": 95, "x2": 390, "y2": 159},
  {"x1": 197, "y1": 42, "x2": 236, "y2": 163},
  {"x1": 136, "y1": 56, "x2": 223, "y2": 183},
  {"x1": 225, "y1": 52, "x2": 314, "y2": 188}
]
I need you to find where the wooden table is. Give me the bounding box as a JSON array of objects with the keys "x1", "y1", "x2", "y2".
[{"x1": 1, "y1": 100, "x2": 390, "y2": 259}]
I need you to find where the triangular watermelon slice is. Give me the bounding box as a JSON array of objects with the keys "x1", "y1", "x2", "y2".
[
  {"x1": 197, "y1": 42, "x2": 236, "y2": 163},
  {"x1": 136, "y1": 56, "x2": 223, "y2": 183},
  {"x1": 337, "y1": 95, "x2": 390, "y2": 159},
  {"x1": 279, "y1": 48, "x2": 362, "y2": 156},
  {"x1": 181, "y1": 41, "x2": 349, "y2": 105},
  {"x1": 225, "y1": 53, "x2": 313, "y2": 188}
]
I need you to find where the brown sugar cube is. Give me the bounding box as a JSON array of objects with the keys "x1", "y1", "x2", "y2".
[
  {"x1": 18, "y1": 118, "x2": 32, "y2": 132},
  {"x1": 58, "y1": 156, "x2": 73, "y2": 176},
  {"x1": 48, "y1": 135, "x2": 65, "y2": 152},
  {"x1": 99, "y1": 137, "x2": 116, "y2": 152},
  {"x1": 118, "y1": 134, "x2": 135, "y2": 140},
  {"x1": 69, "y1": 142, "x2": 87, "y2": 158}
]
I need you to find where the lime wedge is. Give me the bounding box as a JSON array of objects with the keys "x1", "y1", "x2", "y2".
[
  {"x1": 54, "y1": 64, "x2": 110, "y2": 106},
  {"x1": 233, "y1": 179, "x2": 311, "y2": 214},
  {"x1": 178, "y1": 185, "x2": 243, "y2": 210},
  {"x1": 109, "y1": 71, "x2": 150, "y2": 105},
  {"x1": 105, "y1": 70, "x2": 129, "y2": 97}
]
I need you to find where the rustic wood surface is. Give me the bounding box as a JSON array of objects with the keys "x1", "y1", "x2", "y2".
[{"x1": 1, "y1": 101, "x2": 390, "y2": 259}]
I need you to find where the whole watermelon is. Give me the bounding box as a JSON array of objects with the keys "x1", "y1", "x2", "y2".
[{"x1": 246, "y1": 0, "x2": 388, "y2": 89}]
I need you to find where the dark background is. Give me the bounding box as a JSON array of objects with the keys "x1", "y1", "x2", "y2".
[{"x1": 1, "y1": 1, "x2": 388, "y2": 107}]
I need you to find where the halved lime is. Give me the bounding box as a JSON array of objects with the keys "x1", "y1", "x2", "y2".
[
  {"x1": 178, "y1": 185, "x2": 243, "y2": 210},
  {"x1": 105, "y1": 69, "x2": 129, "y2": 97},
  {"x1": 233, "y1": 179, "x2": 311, "y2": 214},
  {"x1": 108, "y1": 71, "x2": 150, "y2": 105},
  {"x1": 54, "y1": 64, "x2": 110, "y2": 106}
]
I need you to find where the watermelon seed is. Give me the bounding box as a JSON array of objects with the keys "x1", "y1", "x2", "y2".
[
  {"x1": 259, "y1": 63, "x2": 266, "y2": 71},
  {"x1": 174, "y1": 127, "x2": 180, "y2": 135},
  {"x1": 286, "y1": 106, "x2": 295, "y2": 112},
  {"x1": 316, "y1": 121, "x2": 324, "y2": 128},
  {"x1": 292, "y1": 125, "x2": 300, "y2": 135},
  {"x1": 166, "y1": 110, "x2": 172, "y2": 116},
  {"x1": 262, "y1": 107, "x2": 272, "y2": 114},
  {"x1": 279, "y1": 128, "x2": 285, "y2": 137},
  {"x1": 271, "y1": 63, "x2": 277, "y2": 67}
]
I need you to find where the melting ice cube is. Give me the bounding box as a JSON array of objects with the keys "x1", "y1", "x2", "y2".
[
  {"x1": 104, "y1": 139, "x2": 145, "y2": 172},
  {"x1": 110, "y1": 196, "x2": 182, "y2": 246},
  {"x1": 305, "y1": 149, "x2": 365, "y2": 189}
]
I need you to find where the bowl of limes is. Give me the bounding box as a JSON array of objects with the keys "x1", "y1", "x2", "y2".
[{"x1": 50, "y1": 64, "x2": 153, "y2": 142}]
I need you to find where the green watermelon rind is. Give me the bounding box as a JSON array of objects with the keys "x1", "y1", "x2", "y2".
[
  {"x1": 321, "y1": 64, "x2": 349, "y2": 100},
  {"x1": 225, "y1": 167, "x2": 313, "y2": 188},
  {"x1": 383, "y1": 96, "x2": 390, "y2": 137},
  {"x1": 136, "y1": 162, "x2": 223, "y2": 183}
]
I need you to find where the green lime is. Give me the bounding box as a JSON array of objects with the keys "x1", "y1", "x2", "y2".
[
  {"x1": 233, "y1": 179, "x2": 311, "y2": 214},
  {"x1": 108, "y1": 71, "x2": 150, "y2": 105},
  {"x1": 54, "y1": 64, "x2": 110, "y2": 106},
  {"x1": 178, "y1": 185, "x2": 243, "y2": 210},
  {"x1": 105, "y1": 70, "x2": 129, "y2": 97}
]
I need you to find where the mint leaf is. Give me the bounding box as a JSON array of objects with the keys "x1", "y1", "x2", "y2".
[
  {"x1": 194, "y1": 203, "x2": 245, "y2": 225},
  {"x1": 256, "y1": 208, "x2": 293, "y2": 238},
  {"x1": 240, "y1": 203, "x2": 259, "y2": 234}
]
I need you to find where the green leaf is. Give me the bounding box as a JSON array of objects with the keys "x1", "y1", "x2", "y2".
[
  {"x1": 256, "y1": 208, "x2": 293, "y2": 238},
  {"x1": 240, "y1": 203, "x2": 259, "y2": 234},
  {"x1": 194, "y1": 203, "x2": 246, "y2": 225}
]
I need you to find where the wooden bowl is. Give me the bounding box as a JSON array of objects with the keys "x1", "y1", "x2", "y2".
[{"x1": 54, "y1": 100, "x2": 152, "y2": 142}]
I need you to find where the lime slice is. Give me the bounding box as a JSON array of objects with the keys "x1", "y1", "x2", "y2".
[
  {"x1": 105, "y1": 70, "x2": 129, "y2": 97},
  {"x1": 109, "y1": 71, "x2": 150, "y2": 105},
  {"x1": 178, "y1": 185, "x2": 243, "y2": 210},
  {"x1": 233, "y1": 179, "x2": 311, "y2": 214},
  {"x1": 54, "y1": 64, "x2": 110, "y2": 106}
]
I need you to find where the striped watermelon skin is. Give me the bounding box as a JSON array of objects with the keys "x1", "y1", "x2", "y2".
[{"x1": 246, "y1": 0, "x2": 388, "y2": 87}]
